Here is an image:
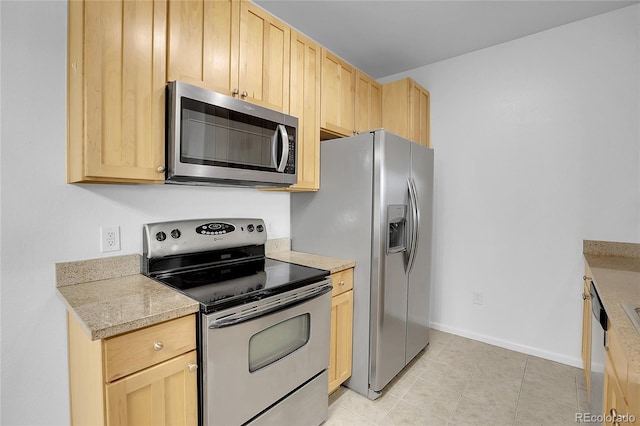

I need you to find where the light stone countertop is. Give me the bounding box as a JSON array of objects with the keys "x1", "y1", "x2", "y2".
[
  {"x1": 583, "y1": 240, "x2": 640, "y2": 380},
  {"x1": 266, "y1": 238, "x2": 356, "y2": 274},
  {"x1": 56, "y1": 242, "x2": 354, "y2": 341},
  {"x1": 56, "y1": 254, "x2": 199, "y2": 340}
]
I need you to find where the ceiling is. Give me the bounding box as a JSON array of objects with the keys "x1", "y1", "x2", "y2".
[{"x1": 254, "y1": 0, "x2": 639, "y2": 79}]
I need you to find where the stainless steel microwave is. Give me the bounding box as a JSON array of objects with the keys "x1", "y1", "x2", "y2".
[{"x1": 166, "y1": 81, "x2": 297, "y2": 187}]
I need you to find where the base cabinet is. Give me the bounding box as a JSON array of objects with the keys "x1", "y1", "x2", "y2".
[
  {"x1": 68, "y1": 313, "x2": 197, "y2": 426},
  {"x1": 328, "y1": 268, "x2": 354, "y2": 394},
  {"x1": 582, "y1": 269, "x2": 592, "y2": 395},
  {"x1": 603, "y1": 324, "x2": 638, "y2": 426}
]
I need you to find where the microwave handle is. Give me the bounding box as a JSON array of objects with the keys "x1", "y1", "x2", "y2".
[{"x1": 276, "y1": 124, "x2": 289, "y2": 172}]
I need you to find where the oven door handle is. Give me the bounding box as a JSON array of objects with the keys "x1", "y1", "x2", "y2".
[{"x1": 208, "y1": 284, "x2": 332, "y2": 329}]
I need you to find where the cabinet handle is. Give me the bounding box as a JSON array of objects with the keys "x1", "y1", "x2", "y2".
[
  {"x1": 188, "y1": 363, "x2": 198, "y2": 372},
  {"x1": 339, "y1": 280, "x2": 345, "y2": 286},
  {"x1": 583, "y1": 275, "x2": 591, "y2": 281},
  {"x1": 610, "y1": 408, "x2": 617, "y2": 418},
  {"x1": 232, "y1": 88, "x2": 239, "y2": 96},
  {"x1": 241, "y1": 90, "x2": 248, "y2": 98},
  {"x1": 153, "y1": 341, "x2": 164, "y2": 351},
  {"x1": 156, "y1": 166, "x2": 165, "y2": 173},
  {"x1": 582, "y1": 293, "x2": 590, "y2": 300}
]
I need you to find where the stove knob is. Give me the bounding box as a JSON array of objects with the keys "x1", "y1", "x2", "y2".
[
  {"x1": 171, "y1": 229, "x2": 181, "y2": 239},
  {"x1": 256, "y1": 224, "x2": 264, "y2": 232},
  {"x1": 155, "y1": 231, "x2": 167, "y2": 242},
  {"x1": 247, "y1": 224, "x2": 255, "y2": 232}
]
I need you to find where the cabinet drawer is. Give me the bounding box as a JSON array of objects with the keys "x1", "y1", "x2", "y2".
[
  {"x1": 104, "y1": 314, "x2": 196, "y2": 382},
  {"x1": 331, "y1": 269, "x2": 353, "y2": 297}
]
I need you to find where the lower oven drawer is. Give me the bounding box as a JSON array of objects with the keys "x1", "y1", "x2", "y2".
[{"x1": 249, "y1": 370, "x2": 328, "y2": 426}]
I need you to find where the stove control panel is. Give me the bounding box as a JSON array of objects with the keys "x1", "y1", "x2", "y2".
[{"x1": 143, "y1": 218, "x2": 267, "y2": 258}]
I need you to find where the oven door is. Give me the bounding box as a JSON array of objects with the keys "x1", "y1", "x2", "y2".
[{"x1": 201, "y1": 279, "x2": 332, "y2": 426}]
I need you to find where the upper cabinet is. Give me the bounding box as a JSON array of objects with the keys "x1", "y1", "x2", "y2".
[
  {"x1": 167, "y1": 0, "x2": 290, "y2": 113},
  {"x1": 286, "y1": 30, "x2": 321, "y2": 191},
  {"x1": 355, "y1": 71, "x2": 382, "y2": 135},
  {"x1": 320, "y1": 49, "x2": 356, "y2": 137},
  {"x1": 320, "y1": 49, "x2": 382, "y2": 138},
  {"x1": 382, "y1": 77, "x2": 431, "y2": 147},
  {"x1": 67, "y1": 0, "x2": 167, "y2": 183}
]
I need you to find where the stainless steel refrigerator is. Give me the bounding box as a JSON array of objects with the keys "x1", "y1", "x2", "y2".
[{"x1": 291, "y1": 129, "x2": 434, "y2": 400}]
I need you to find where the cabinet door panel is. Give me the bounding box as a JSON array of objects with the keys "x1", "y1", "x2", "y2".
[
  {"x1": 106, "y1": 351, "x2": 198, "y2": 426},
  {"x1": 167, "y1": 0, "x2": 240, "y2": 95},
  {"x1": 355, "y1": 72, "x2": 381, "y2": 134},
  {"x1": 239, "y1": 2, "x2": 290, "y2": 112},
  {"x1": 321, "y1": 50, "x2": 355, "y2": 137},
  {"x1": 80, "y1": 0, "x2": 166, "y2": 181},
  {"x1": 289, "y1": 31, "x2": 320, "y2": 191},
  {"x1": 329, "y1": 290, "x2": 353, "y2": 394},
  {"x1": 410, "y1": 82, "x2": 430, "y2": 147}
]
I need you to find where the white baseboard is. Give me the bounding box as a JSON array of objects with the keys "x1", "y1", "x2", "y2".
[{"x1": 430, "y1": 322, "x2": 583, "y2": 369}]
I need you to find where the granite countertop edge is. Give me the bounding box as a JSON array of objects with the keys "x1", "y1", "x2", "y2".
[
  {"x1": 57, "y1": 244, "x2": 354, "y2": 341},
  {"x1": 583, "y1": 240, "x2": 640, "y2": 378}
]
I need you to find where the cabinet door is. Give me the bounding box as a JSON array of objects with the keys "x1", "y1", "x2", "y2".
[
  {"x1": 604, "y1": 360, "x2": 628, "y2": 426},
  {"x1": 288, "y1": 30, "x2": 321, "y2": 191},
  {"x1": 355, "y1": 71, "x2": 382, "y2": 134},
  {"x1": 238, "y1": 1, "x2": 290, "y2": 112},
  {"x1": 68, "y1": 0, "x2": 166, "y2": 183},
  {"x1": 409, "y1": 81, "x2": 431, "y2": 147},
  {"x1": 581, "y1": 275, "x2": 592, "y2": 394},
  {"x1": 329, "y1": 289, "x2": 353, "y2": 394},
  {"x1": 321, "y1": 49, "x2": 355, "y2": 137},
  {"x1": 167, "y1": 0, "x2": 240, "y2": 96},
  {"x1": 106, "y1": 350, "x2": 198, "y2": 426}
]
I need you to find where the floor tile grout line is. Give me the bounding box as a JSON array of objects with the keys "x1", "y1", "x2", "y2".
[{"x1": 512, "y1": 354, "x2": 530, "y2": 425}]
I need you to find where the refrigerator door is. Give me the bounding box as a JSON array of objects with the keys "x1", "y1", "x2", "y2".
[
  {"x1": 405, "y1": 144, "x2": 434, "y2": 363},
  {"x1": 369, "y1": 131, "x2": 411, "y2": 393}
]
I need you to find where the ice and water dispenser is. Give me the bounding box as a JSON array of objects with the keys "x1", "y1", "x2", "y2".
[{"x1": 387, "y1": 205, "x2": 407, "y2": 254}]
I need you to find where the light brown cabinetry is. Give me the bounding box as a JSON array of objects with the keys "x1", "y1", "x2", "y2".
[
  {"x1": 167, "y1": 0, "x2": 290, "y2": 113},
  {"x1": 280, "y1": 30, "x2": 321, "y2": 191},
  {"x1": 603, "y1": 324, "x2": 632, "y2": 426},
  {"x1": 582, "y1": 269, "x2": 592, "y2": 394},
  {"x1": 382, "y1": 77, "x2": 431, "y2": 147},
  {"x1": 67, "y1": 0, "x2": 167, "y2": 183},
  {"x1": 329, "y1": 268, "x2": 354, "y2": 394},
  {"x1": 320, "y1": 50, "x2": 382, "y2": 138},
  {"x1": 68, "y1": 313, "x2": 197, "y2": 425},
  {"x1": 321, "y1": 49, "x2": 356, "y2": 138}
]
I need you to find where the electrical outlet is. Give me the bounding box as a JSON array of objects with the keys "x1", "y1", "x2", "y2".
[
  {"x1": 473, "y1": 291, "x2": 483, "y2": 305},
  {"x1": 100, "y1": 226, "x2": 121, "y2": 252}
]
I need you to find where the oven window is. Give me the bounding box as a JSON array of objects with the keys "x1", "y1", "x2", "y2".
[{"x1": 248, "y1": 314, "x2": 310, "y2": 372}]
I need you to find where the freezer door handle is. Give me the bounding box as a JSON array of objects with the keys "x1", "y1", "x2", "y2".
[{"x1": 407, "y1": 178, "x2": 420, "y2": 273}]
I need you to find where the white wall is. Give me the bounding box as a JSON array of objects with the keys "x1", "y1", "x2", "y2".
[
  {"x1": 0, "y1": 1, "x2": 290, "y2": 424},
  {"x1": 382, "y1": 5, "x2": 640, "y2": 366}
]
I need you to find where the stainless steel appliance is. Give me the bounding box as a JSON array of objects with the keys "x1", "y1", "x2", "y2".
[
  {"x1": 142, "y1": 218, "x2": 331, "y2": 425},
  {"x1": 589, "y1": 280, "x2": 607, "y2": 420},
  {"x1": 291, "y1": 129, "x2": 434, "y2": 399},
  {"x1": 166, "y1": 81, "x2": 298, "y2": 187}
]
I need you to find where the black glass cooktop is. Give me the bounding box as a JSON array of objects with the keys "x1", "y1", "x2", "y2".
[{"x1": 153, "y1": 258, "x2": 329, "y2": 313}]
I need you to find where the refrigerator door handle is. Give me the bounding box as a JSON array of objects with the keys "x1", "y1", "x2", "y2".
[{"x1": 407, "y1": 178, "x2": 420, "y2": 273}]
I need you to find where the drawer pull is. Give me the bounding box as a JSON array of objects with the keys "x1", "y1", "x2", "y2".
[
  {"x1": 153, "y1": 341, "x2": 164, "y2": 351},
  {"x1": 339, "y1": 280, "x2": 345, "y2": 286},
  {"x1": 188, "y1": 363, "x2": 198, "y2": 372}
]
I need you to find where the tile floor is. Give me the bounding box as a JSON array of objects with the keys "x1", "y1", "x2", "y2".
[{"x1": 325, "y1": 329, "x2": 590, "y2": 426}]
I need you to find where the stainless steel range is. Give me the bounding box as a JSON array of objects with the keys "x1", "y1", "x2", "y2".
[{"x1": 142, "y1": 218, "x2": 332, "y2": 426}]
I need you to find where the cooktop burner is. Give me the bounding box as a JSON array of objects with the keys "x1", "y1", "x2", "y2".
[
  {"x1": 154, "y1": 258, "x2": 328, "y2": 313},
  {"x1": 141, "y1": 218, "x2": 330, "y2": 314}
]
